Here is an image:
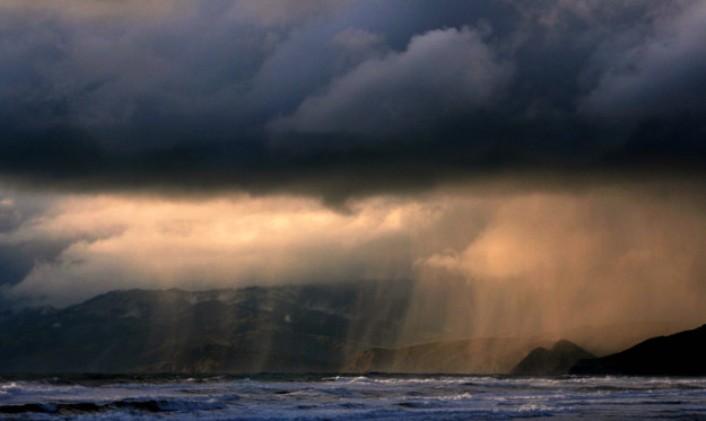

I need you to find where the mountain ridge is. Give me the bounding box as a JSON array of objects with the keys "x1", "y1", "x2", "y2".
[
  {"x1": 0, "y1": 284, "x2": 411, "y2": 374},
  {"x1": 571, "y1": 324, "x2": 706, "y2": 376},
  {"x1": 0, "y1": 286, "x2": 700, "y2": 375}
]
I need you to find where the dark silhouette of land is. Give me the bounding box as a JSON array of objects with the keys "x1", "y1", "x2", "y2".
[
  {"x1": 512, "y1": 340, "x2": 594, "y2": 376},
  {"x1": 0, "y1": 285, "x2": 411, "y2": 374},
  {"x1": 1, "y1": 286, "x2": 703, "y2": 376},
  {"x1": 571, "y1": 324, "x2": 706, "y2": 376}
]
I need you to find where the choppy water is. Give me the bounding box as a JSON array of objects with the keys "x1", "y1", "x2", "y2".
[{"x1": 1, "y1": 375, "x2": 706, "y2": 420}]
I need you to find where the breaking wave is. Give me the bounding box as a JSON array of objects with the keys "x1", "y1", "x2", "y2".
[{"x1": 0, "y1": 375, "x2": 705, "y2": 419}]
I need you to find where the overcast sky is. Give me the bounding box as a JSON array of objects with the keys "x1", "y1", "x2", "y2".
[
  {"x1": 1, "y1": 1, "x2": 705, "y2": 337},
  {"x1": 0, "y1": 0, "x2": 704, "y2": 199}
]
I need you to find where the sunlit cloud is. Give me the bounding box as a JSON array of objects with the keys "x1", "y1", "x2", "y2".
[{"x1": 1, "y1": 184, "x2": 704, "y2": 345}]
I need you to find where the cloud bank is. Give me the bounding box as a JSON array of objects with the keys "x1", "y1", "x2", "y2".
[
  {"x1": 271, "y1": 27, "x2": 511, "y2": 135},
  {"x1": 2, "y1": 185, "x2": 705, "y2": 343},
  {"x1": 0, "y1": 1, "x2": 704, "y2": 202}
]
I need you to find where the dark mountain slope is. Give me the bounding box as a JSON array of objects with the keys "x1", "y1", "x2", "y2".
[
  {"x1": 571, "y1": 324, "x2": 706, "y2": 376},
  {"x1": 346, "y1": 322, "x2": 689, "y2": 375},
  {"x1": 0, "y1": 283, "x2": 412, "y2": 374}
]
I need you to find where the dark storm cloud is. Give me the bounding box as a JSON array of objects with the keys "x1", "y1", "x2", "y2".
[
  {"x1": 0, "y1": 241, "x2": 68, "y2": 286},
  {"x1": 0, "y1": 0, "x2": 705, "y2": 202},
  {"x1": 270, "y1": 27, "x2": 512, "y2": 135},
  {"x1": 0, "y1": 192, "x2": 78, "y2": 288}
]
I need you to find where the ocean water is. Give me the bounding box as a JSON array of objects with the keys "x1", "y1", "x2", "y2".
[{"x1": 1, "y1": 375, "x2": 706, "y2": 420}]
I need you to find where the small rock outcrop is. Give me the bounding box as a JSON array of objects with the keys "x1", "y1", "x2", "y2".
[{"x1": 512, "y1": 340, "x2": 594, "y2": 376}]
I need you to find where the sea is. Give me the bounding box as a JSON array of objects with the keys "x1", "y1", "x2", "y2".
[{"x1": 1, "y1": 374, "x2": 706, "y2": 420}]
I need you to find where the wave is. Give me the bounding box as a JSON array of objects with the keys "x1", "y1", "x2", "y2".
[
  {"x1": 0, "y1": 398, "x2": 227, "y2": 416},
  {"x1": 1, "y1": 376, "x2": 705, "y2": 420}
]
